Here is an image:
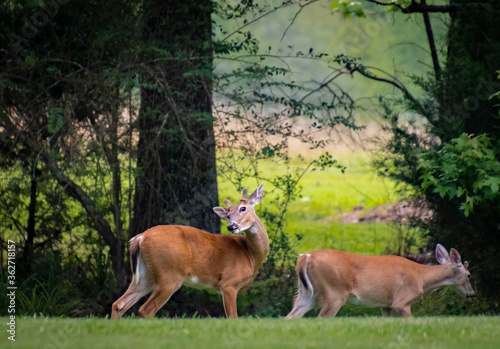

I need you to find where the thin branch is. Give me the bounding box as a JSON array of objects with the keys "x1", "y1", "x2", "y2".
[
  {"x1": 420, "y1": 0, "x2": 441, "y2": 79},
  {"x1": 222, "y1": 1, "x2": 292, "y2": 42},
  {"x1": 365, "y1": 0, "x2": 484, "y2": 13},
  {"x1": 281, "y1": 0, "x2": 320, "y2": 42},
  {"x1": 353, "y1": 65, "x2": 426, "y2": 115},
  {"x1": 299, "y1": 71, "x2": 346, "y2": 102},
  {"x1": 0, "y1": 113, "x2": 118, "y2": 250}
]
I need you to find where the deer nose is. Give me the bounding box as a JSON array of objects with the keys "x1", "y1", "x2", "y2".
[{"x1": 227, "y1": 223, "x2": 237, "y2": 232}]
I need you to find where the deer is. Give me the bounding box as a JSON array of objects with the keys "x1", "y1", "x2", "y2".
[
  {"x1": 111, "y1": 184, "x2": 269, "y2": 319},
  {"x1": 286, "y1": 244, "x2": 474, "y2": 318}
]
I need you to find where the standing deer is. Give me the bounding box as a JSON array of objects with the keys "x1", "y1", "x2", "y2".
[
  {"x1": 286, "y1": 244, "x2": 474, "y2": 318},
  {"x1": 111, "y1": 184, "x2": 268, "y2": 319}
]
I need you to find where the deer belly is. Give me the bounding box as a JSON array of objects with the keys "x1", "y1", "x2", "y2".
[
  {"x1": 347, "y1": 294, "x2": 386, "y2": 308},
  {"x1": 183, "y1": 276, "x2": 219, "y2": 292}
]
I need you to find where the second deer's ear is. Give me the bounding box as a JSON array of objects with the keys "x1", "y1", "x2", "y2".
[
  {"x1": 213, "y1": 207, "x2": 229, "y2": 221},
  {"x1": 449, "y1": 248, "x2": 462, "y2": 266},
  {"x1": 248, "y1": 183, "x2": 264, "y2": 206}
]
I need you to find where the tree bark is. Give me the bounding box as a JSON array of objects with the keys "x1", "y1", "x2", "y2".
[
  {"x1": 131, "y1": 0, "x2": 220, "y2": 237},
  {"x1": 441, "y1": 0, "x2": 500, "y2": 140},
  {"x1": 23, "y1": 159, "x2": 38, "y2": 270}
]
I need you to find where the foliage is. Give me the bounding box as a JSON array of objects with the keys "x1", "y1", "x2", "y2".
[
  {"x1": 0, "y1": 0, "x2": 368, "y2": 318},
  {"x1": 418, "y1": 133, "x2": 500, "y2": 216},
  {"x1": 1, "y1": 0, "x2": 493, "y2": 319},
  {"x1": 331, "y1": 0, "x2": 366, "y2": 18},
  {"x1": 368, "y1": 0, "x2": 500, "y2": 308}
]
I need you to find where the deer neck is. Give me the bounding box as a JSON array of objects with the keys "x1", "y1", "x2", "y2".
[
  {"x1": 243, "y1": 217, "x2": 269, "y2": 273},
  {"x1": 419, "y1": 263, "x2": 455, "y2": 293}
]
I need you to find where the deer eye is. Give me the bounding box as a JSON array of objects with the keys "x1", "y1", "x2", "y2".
[{"x1": 239, "y1": 207, "x2": 246, "y2": 212}]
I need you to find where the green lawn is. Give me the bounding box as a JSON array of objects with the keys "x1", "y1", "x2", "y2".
[{"x1": 8, "y1": 316, "x2": 500, "y2": 349}]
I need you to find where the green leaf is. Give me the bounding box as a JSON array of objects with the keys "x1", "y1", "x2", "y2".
[
  {"x1": 262, "y1": 146, "x2": 275, "y2": 158},
  {"x1": 47, "y1": 107, "x2": 63, "y2": 134},
  {"x1": 434, "y1": 186, "x2": 448, "y2": 198},
  {"x1": 482, "y1": 176, "x2": 500, "y2": 193}
]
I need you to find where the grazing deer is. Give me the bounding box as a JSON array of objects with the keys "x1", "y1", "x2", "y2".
[
  {"x1": 286, "y1": 244, "x2": 474, "y2": 318},
  {"x1": 111, "y1": 184, "x2": 269, "y2": 319}
]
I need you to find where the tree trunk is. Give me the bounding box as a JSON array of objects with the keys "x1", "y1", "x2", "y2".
[
  {"x1": 131, "y1": 0, "x2": 220, "y2": 237},
  {"x1": 439, "y1": 0, "x2": 500, "y2": 141},
  {"x1": 432, "y1": 0, "x2": 500, "y2": 300},
  {"x1": 23, "y1": 159, "x2": 38, "y2": 270}
]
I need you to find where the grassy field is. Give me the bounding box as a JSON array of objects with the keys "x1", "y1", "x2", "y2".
[
  {"x1": 218, "y1": 152, "x2": 418, "y2": 255},
  {"x1": 7, "y1": 316, "x2": 500, "y2": 349}
]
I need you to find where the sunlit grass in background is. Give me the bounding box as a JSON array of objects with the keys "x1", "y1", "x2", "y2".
[{"x1": 218, "y1": 151, "x2": 415, "y2": 255}]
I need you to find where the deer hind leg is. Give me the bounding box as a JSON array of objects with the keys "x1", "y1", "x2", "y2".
[
  {"x1": 286, "y1": 278, "x2": 315, "y2": 319},
  {"x1": 111, "y1": 274, "x2": 152, "y2": 319},
  {"x1": 317, "y1": 290, "x2": 347, "y2": 318},
  {"x1": 286, "y1": 292, "x2": 315, "y2": 319},
  {"x1": 137, "y1": 277, "x2": 184, "y2": 318}
]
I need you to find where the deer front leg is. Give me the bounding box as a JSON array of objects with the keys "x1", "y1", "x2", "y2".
[
  {"x1": 381, "y1": 307, "x2": 392, "y2": 317},
  {"x1": 394, "y1": 305, "x2": 412, "y2": 317},
  {"x1": 221, "y1": 287, "x2": 239, "y2": 319},
  {"x1": 391, "y1": 288, "x2": 419, "y2": 318}
]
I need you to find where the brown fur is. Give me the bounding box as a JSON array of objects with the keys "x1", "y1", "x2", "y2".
[
  {"x1": 111, "y1": 184, "x2": 268, "y2": 319},
  {"x1": 287, "y1": 246, "x2": 474, "y2": 318}
]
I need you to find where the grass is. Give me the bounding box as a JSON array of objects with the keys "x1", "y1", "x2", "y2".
[
  {"x1": 9, "y1": 316, "x2": 500, "y2": 349},
  {"x1": 218, "y1": 152, "x2": 413, "y2": 255}
]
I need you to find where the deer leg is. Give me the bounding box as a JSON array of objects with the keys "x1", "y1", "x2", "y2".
[
  {"x1": 111, "y1": 276, "x2": 151, "y2": 319},
  {"x1": 381, "y1": 307, "x2": 392, "y2": 317},
  {"x1": 317, "y1": 292, "x2": 346, "y2": 318},
  {"x1": 394, "y1": 305, "x2": 412, "y2": 317},
  {"x1": 138, "y1": 278, "x2": 184, "y2": 318},
  {"x1": 221, "y1": 287, "x2": 239, "y2": 319},
  {"x1": 392, "y1": 291, "x2": 416, "y2": 318},
  {"x1": 286, "y1": 295, "x2": 315, "y2": 319}
]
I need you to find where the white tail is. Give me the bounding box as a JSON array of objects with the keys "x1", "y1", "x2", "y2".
[
  {"x1": 111, "y1": 184, "x2": 269, "y2": 319},
  {"x1": 286, "y1": 244, "x2": 474, "y2": 318}
]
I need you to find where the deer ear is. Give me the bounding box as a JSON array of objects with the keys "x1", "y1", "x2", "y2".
[
  {"x1": 213, "y1": 207, "x2": 229, "y2": 221},
  {"x1": 449, "y1": 248, "x2": 462, "y2": 266},
  {"x1": 435, "y1": 244, "x2": 450, "y2": 264},
  {"x1": 463, "y1": 261, "x2": 469, "y2": 270},
  {"x1": 241, "y1": 188, "x2": 248, "y2": 201},
  {"x1": 248, "y1": 183, "x2": 264, "y2": 206}
]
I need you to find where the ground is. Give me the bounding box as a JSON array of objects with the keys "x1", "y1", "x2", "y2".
[{"x1": 7, "y1": 316, "x2": 500, "y2": 349}]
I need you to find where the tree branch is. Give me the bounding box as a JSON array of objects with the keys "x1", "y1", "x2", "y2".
[
  {"x1": 0, "y1": 113, "x2": 117, "y2": 250},
  {"x1": 281, "y1": 0, "x2": 320, "y2": 41},
  {"x1": 365, "y1": 0, "x2": 484, "y2": 13},
  {"x1": 420, "y1": 0, "x2": 441, "y2": 79},
  {"x1": 352, "y1": 65, "x2": 426, "y2": 115}
]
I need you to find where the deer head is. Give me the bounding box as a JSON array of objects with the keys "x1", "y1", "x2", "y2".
[
  {"x1": 435, "y1": 244, "x2": 475, "y2": 297},
  {"x1": 213, "y1": 184, "x2": 264, "y2": 235}
]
